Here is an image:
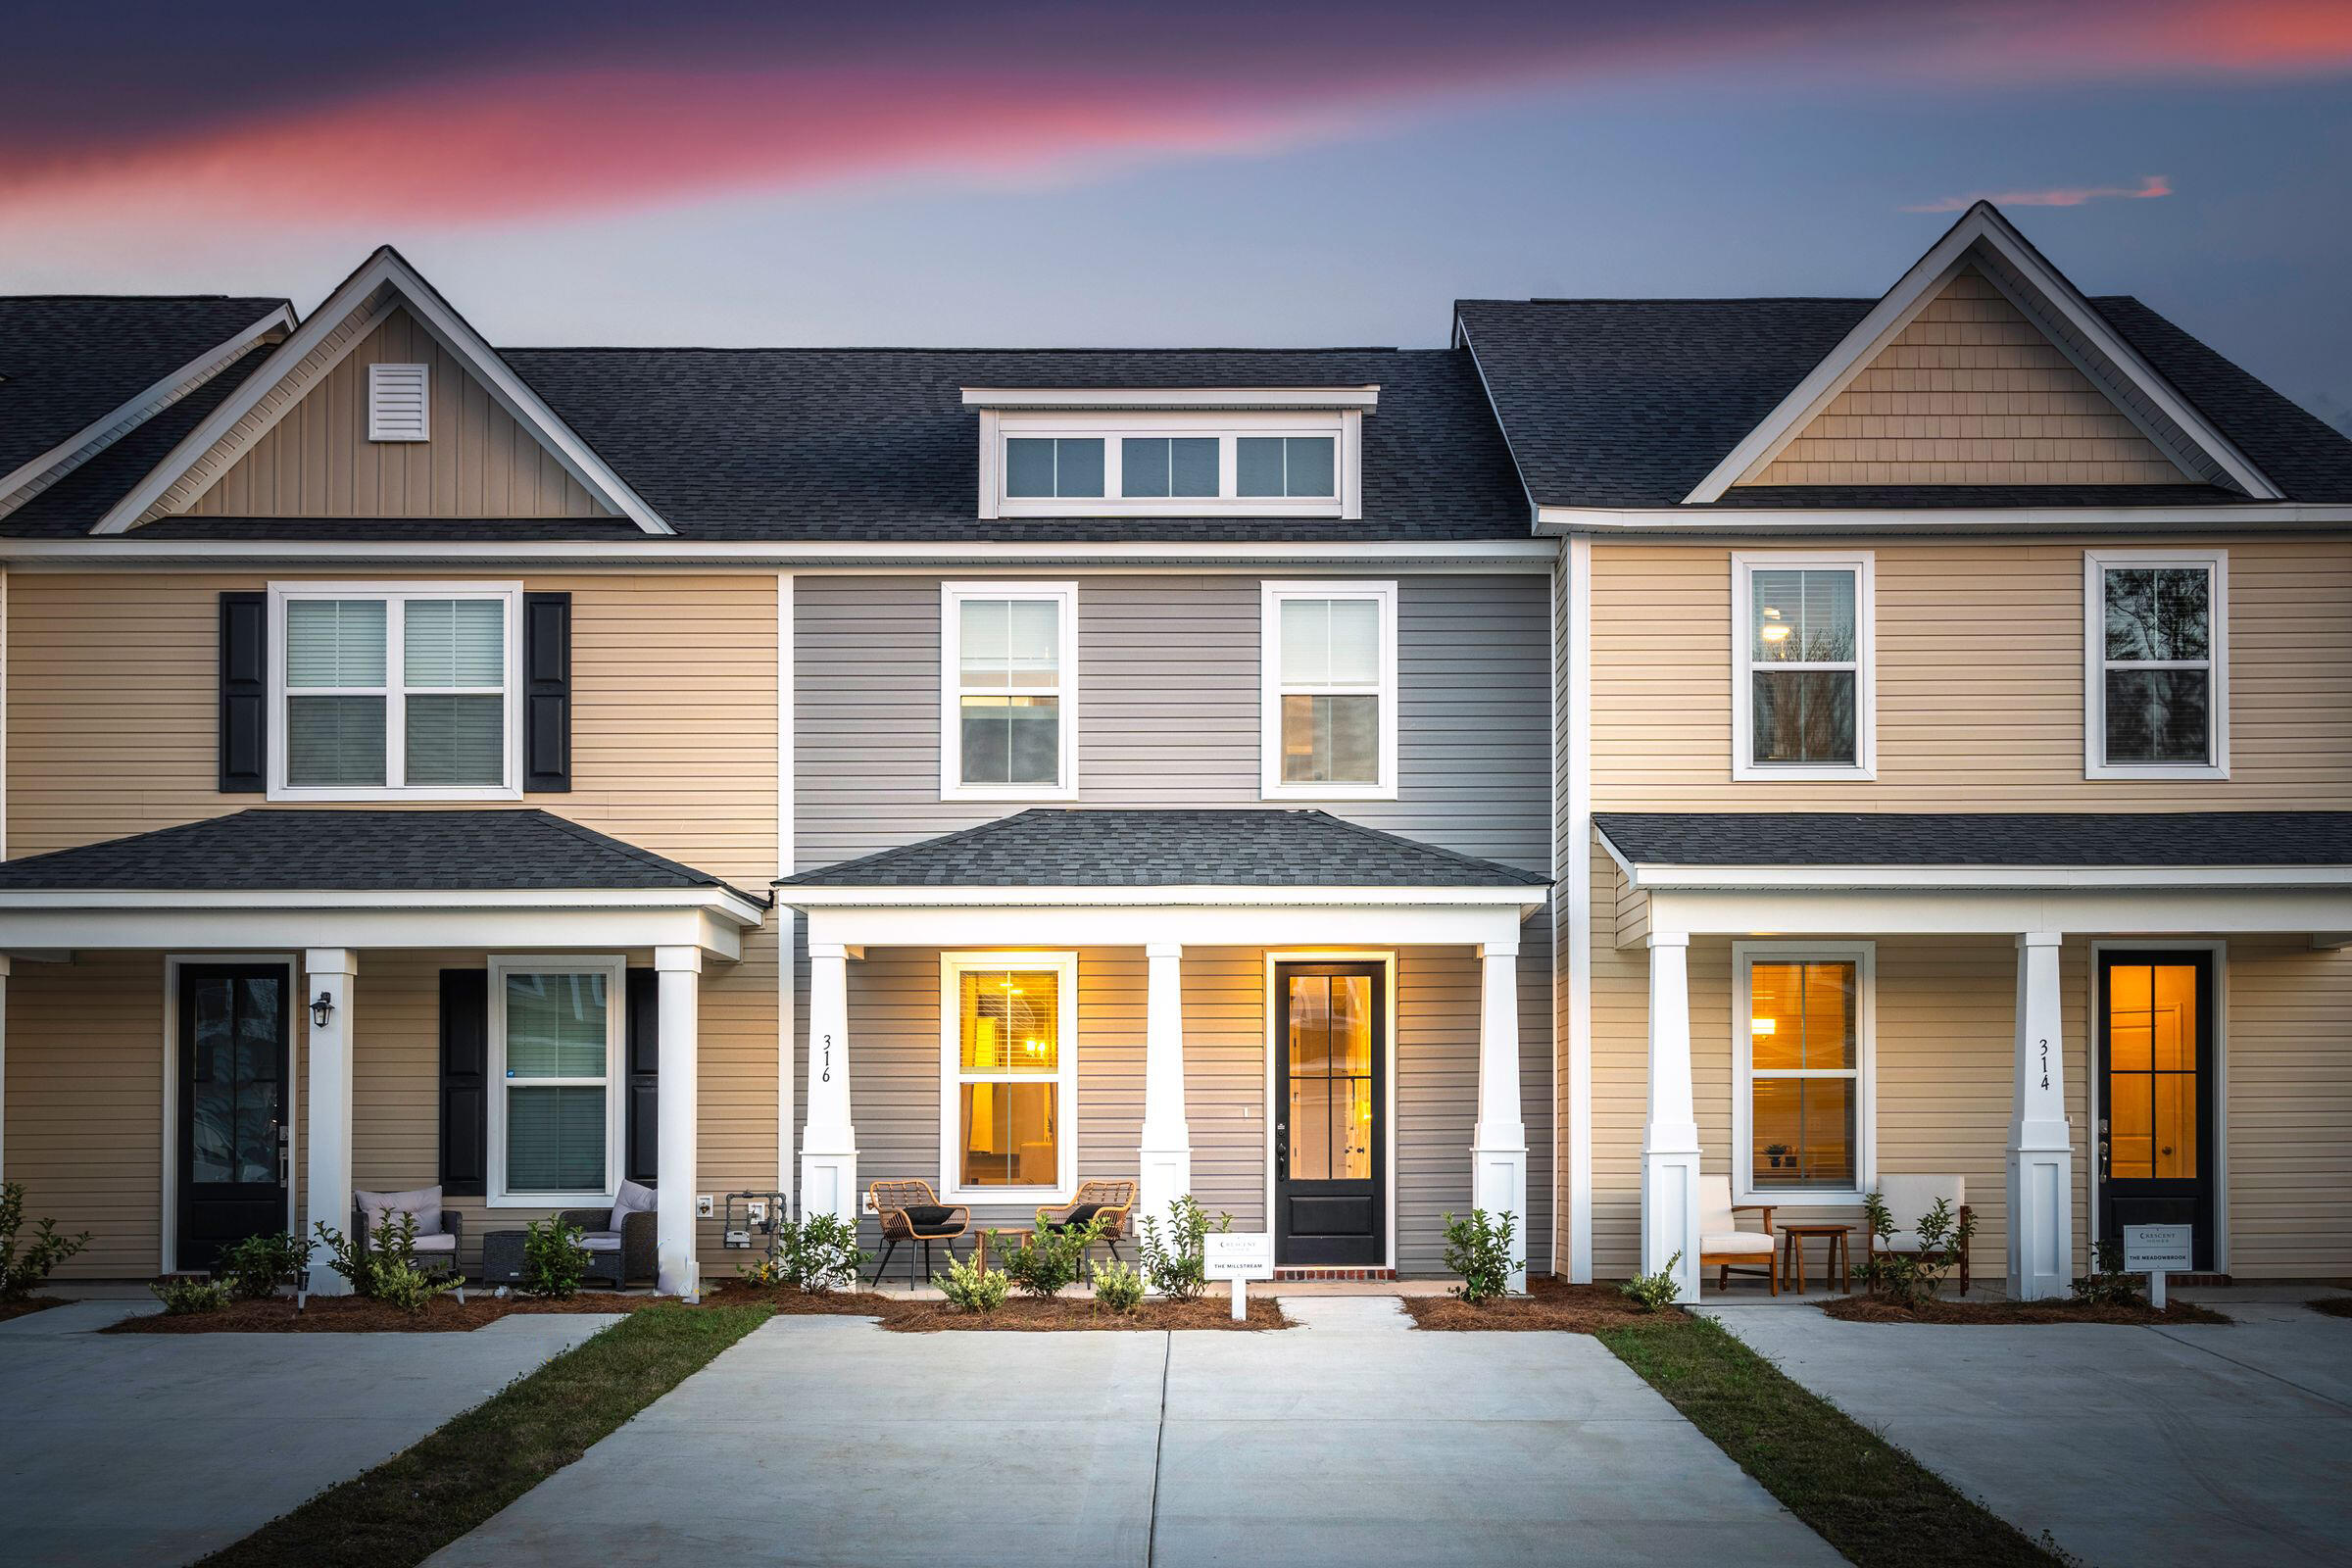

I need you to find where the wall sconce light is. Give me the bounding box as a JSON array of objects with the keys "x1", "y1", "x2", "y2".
[{"x1": 311, "y1": 991, "x2": 336, "y2": 1029}]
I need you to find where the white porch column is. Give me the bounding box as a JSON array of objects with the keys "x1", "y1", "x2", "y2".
[
  {"x1": 1137, "y1": 942, "x2": 1192, "y2": 1238},
  {"x1": 0, "y1": 956, "x2": 10, "y2": 1181},
  {"x1": 303, "y1": 950, "x2": 355, "y2": 1295},
  {"x1": 1642, "y1": 933, "x2": 1701, "y2": 1303},
  {"x1": 800, "y1": 942, "x2": 858, "y2": 1227},
  {"x1": 655, "y1": 947, "x2": 702, "y2": 1298},
  {"x1": 2008, "y1": 932, "x2": 2074, "y2": 1300},
  {"x1": 1472, "y1": 940, "x2": 1529, "y2": 1293}
]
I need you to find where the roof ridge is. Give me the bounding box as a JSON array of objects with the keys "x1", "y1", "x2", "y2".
[{"x1": 499, "y1": 344, "x2": 1421, "y2": 356}]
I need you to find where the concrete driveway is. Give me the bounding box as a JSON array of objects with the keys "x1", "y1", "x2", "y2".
[
  {"x1": 0, "y1": 1299, "x2": 616, "y2": 1568},
  {"x1": 1712, "y1": 1294, "x2": 2352, "y2": 1568},
  {"x1": 431, "y1": 1296, "x2": 1839, "y2": 1567}
]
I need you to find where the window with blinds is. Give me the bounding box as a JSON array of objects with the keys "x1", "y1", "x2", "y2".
[
  {"x1": 1261, "y1": 580, "x2": 1396, "y2": 799},
  {"x1": 492, "y1": 959, "x2": 621, "y2": 1201},
  {"x1": 274, "y1": 586, "x2": 516, "y2": 797}
]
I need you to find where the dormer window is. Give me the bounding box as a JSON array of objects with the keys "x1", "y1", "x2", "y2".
[{"x1": 1006, "y1": 437, "x2": 1104, "y2": 500}]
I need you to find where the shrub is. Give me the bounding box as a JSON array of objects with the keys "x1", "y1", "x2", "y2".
[
  {"x1": 1090, "y1": 1258, "x2": 1146, "y2": 1314},
  {"x1": 756, "y1": 1211, "x2": 867, "y2": 1294},
  {"x1": 994, "y1": 1210, "x2": 1104, "y2": 1298},
  {"x1": 2072, "y1": 1238, "x2": 2148, "y2": 1307},
  {"x1": 521, "y1": 1217, "x2": 590, "y2": 1299},
  {"x1": 1441, "y1": 1207, "x2": 1524, "y2": 1303},
  {"x1": 1860, "y1": 1190, "x2": 1976, "y2": 1309},
  {"x1": 219, "y1": 1231, "x2": 307, "y2": 1301},
  {"x1": 1136, "y1": 1195, "x2": 1232, "y2": 1304},
  {"x1": 1619, "y1": 1251, "x2": 1685, "y2": 1311},
  {"x1": 0, "y1": 1180, "x2": 91, "y2": 1299},
  {"x1": 151, "y1": 1275, "x2": 232, "y2": 1315},
  {"x1": 310, "y1": 1213, "x2": 460, "y2": 1312},
  {"x1": 936, "y1": 1254, "x2": 1009, "y2": 1313}
]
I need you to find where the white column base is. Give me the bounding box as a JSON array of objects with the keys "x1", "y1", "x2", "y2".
[
  {"x1": 2007, "y1": 1137, "x2": 2073, "y2": 1301},
  {"x1": 1470, "y1": 1129, "x2": 1529, "y2": 1294},
  {"x1": 800, "y1": 1147, "x2": 859, "y2": 1230},
  {"x1": 1641, "y1": 1139, "x2": 1702, "y2": 1304},
  {"x1": 1137, "y1": 1138, "x2": 1192, "y2": 1247}
]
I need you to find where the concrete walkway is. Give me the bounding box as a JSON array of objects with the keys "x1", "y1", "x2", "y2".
[
  {"x1": 0, "y1": 1300, "x2": 617, "y2": 1567},
  {"x1": 432, "y1": 1294, "x2": 1839, "y2": 1567},
  {"x1": 1711, "y1": 1294, "x2": 2352, "y2": 1568}
]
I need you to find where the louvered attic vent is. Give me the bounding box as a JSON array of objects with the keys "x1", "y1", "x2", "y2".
[{"x1": 368, "y1": 362, "x2": 430, "y2": 442}]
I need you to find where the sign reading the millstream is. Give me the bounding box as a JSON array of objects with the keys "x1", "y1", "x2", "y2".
[
  {"x1": 2122, "y1": 1225, "x2": 2192, "y2": 1273},
  {"x1": 1204, "y1": 1233, "x2": 1274, "y2": 1281}
]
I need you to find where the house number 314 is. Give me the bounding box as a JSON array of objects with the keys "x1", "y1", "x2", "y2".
[{"x1": 2038, "y1": 1037, "x2": 2049, "y2": 1092}]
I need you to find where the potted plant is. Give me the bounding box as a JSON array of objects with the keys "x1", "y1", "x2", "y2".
[{"x1": 1764, "y1": 1144, "x2": 1790, "y2": 1170}]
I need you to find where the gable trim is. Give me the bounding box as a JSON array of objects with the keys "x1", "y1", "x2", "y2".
[
  {"x1": 1681, "y1": 204, "x2": 2280, "y2": 506},
  {"x1": 90, "y1": 248, "x2": 671, "y2": 536}
]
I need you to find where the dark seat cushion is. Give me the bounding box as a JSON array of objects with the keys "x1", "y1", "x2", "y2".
[
  {"x1": 903, "y1": 1204, "x2": 959, "y2": 1232},
  {"x1": 1052, "y1": 1203, "x2": 1104, "y2": 1230}
]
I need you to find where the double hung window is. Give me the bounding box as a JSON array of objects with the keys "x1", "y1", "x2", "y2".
[
  {"x1": 942, "y1": 954, "x2": 1078, "y2": 1201},
  {"x1": 1732, "y1": 554, "x2": 1875, "y2": 780},
  {"x1": 2087, "y1": 552, "x2": 2227, "y2": 776},
  {"x1": 489, "y1": 957, "x2": 624, "y2": 1205},
  {"x1": 1261, "y1": 581, "x2": 1397, "y2": 799},
  {"x1": 1735, "y1": 944, "x2": 1875, "y2": 1203},
  {"x1": 941, "y1": 583, "x2": 1077, "y2": 798}
]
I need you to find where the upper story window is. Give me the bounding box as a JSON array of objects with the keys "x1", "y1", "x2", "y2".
[
  {"x1": 940, "y1": 582, "x2": 1078, "y2": 801},
  {"x1": 2086, "y1": 550, "x2": 2228, "y2": 779},
  {"x1": 270, "y1": 582, "x2": 520, "y2": 802},
  {"x1": 1005, "y1": 437, "x2": 1104, "y2": 499},
  {"x1": 1261, "y1": 580, "x2": 1397, "y2": 801},
  {"x1": 1731, "y1": 552, "x2": 1876, "y2": 782}
]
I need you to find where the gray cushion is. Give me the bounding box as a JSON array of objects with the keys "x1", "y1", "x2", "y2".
[
  {"x1": 579, "y1": 1232, "x2": 622, "y2": 1252},
  {"x1": 609, "y1": 1178, "x2": 657, "y2": 1234},
  {"x1": 357, "y1": 1185, "x2": 443, "y2": 1239},
  {"x1": 408, "y1": 1232, "x2": 458, "y2": 1254}
]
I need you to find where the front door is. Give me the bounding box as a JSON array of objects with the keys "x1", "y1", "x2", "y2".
[
  {"x1": 177, "y1": 964, "x2": 290, "y2": 1272},
  {"x1": 2097, "y1": 951, "x2": 2217, "y2": 1271},
  {"x1": 1274, "y1": 961, "x2": 1385, "y2": 1267}
]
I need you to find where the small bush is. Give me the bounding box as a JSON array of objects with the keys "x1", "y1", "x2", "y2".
[
  {"x1": 151, "y1": 1275, "x2": 232, "y2": 1315},
  {"x1": 1136, "y1": 1195, "x2": 1232, "y2": 1303},
  {"x1": 521, "y1": 1217, "x2": 590, "y2": 1299},
  {"x1": 1860, "y1": 1190, "x2": 1975, "y2": 1308},
  {"x1": 0, "y1": 1180, "x2": 91, "y2": 1299},
  {"x1": 1620, "y1": 1250, "x2": 1685, "y2": 1311},
  {"x1": 936, "y1": 1254, "x2": 1009, "y2": 1313},
  {"x1": 994, "y1": 1209, "x2": 1104, "y2": 1298},
  {"x1": 2072, "y1": 1238, "x2": 2148, "y2": 1307},
  {"x1": 1441, "y1": 1207, "x2": 1524, "y2": 1303},
  {"x1": 1090, "y1": 1258, "x2": 1146, "y2": 1313},
  {"x1": 755, "y1": 1211, "x2": 867, "y2": 1294},
  {"x1": 311, "y1": 1213, "x2": 459, "y2": 1312},
  {"x1": 219, "y1": 1231, "x2": 307, "y2": 1301}
]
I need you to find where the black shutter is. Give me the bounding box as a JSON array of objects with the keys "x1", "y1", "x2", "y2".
[
  {"x1": 625, "y1": 969, "x2": 660, "y2": 1184},
  {"x1": 218, "y1": 592, "x2": 268, "y2": 793},
  {"x1": 523, "y1": 592, "x2": 572, "y2": 792},
  {"x1": 439, "y1": 970, "x2": 490, "y2": 1198}
]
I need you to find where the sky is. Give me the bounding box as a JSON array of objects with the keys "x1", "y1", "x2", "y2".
[{"x1": 5, "y1": 0, "x2": 2351, "y2": 430}]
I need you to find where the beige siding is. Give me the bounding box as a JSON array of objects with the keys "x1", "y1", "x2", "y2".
[
  {"x1": 1743, "y1": 269, "x2": 2184, "y2": 487},
  {"x1": 178, "y1": 308, "x2": 608, "y2": 519},
  {"x1": 2221, "y1": 940, "x2": 2352, "y2": 1277},
  {"x1": 1591, "y1": 537, "x2": 2352, "y2": 809}
]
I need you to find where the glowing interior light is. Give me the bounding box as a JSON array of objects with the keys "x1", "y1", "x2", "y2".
[
  {"x1": 1750, "y1": 1017, "x2": 1777, "y2": 1036},
  {"x1": 1761, "y1": 624, "x2": 1791, "y2": 642}
]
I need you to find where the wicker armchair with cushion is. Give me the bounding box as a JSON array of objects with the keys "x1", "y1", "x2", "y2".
[
  {"x1": 1695, "y1": 1174, "x2": 1780, "y2": 1296},
  {"x1": 870, "y1": 1180, "x2": 969, "y2": 1287},
  {"x1": 1041, "y1": 1180, "x2": 1137, "y2": 1270},
  {"x1": 354, "y1": 1186, "x2": 463, "y2": 1289},
  {"x1": 561, "y1": 1178, "x2": 659, "y2": 1289}
]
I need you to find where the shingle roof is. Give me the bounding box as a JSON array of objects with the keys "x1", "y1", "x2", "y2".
[
  {"x1": 0, "y1": 296, "x2": 287, "y2": 477},
  {"x1": 1455, "y1": 296, "x2": 2352, "y2": 509},
  {"x1": 1594, "y1": 811, "x2": 2352, "y2": 868},
  {"x1": 0, "y1": 809, "x2": 765, "y2": 903},
  {"x1": 779, "y1": 808, "x2": 1551, "y2": 889}
]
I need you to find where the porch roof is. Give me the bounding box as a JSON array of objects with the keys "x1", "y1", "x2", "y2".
[{"x1": 1595, "y1": 811, "x2": 2352, "y2": 872}]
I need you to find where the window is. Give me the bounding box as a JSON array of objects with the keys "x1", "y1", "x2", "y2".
[
  {"x1": 1732, "y1": 553, "x2": 1875, "y2": 780},
  {"x1": 941, "y1": 953, "x2": 1078, "y2": 1201},
  {"x1": 367, "y1": 363, "x2": 429, "y2": 442},
  {"x1": 1121, "y1": 436, "x2": 1219, "y2": 499},
  {"x1": 940, "y1": 583, "x2": 1077, "y2": 799},
  {"x1": 1004, "y1": 437, "x2": 1103, "y2": 499},
  {"x1": 488, "y1": 956, "x2": 624, "y2": 1205},
  {"x1": 1261, "y1": 580, "x2": 1397, "y2": 799},
  {"x1": 1734, "y1": 943, "x2": 1875, "y2": 1203},
  {"x1": 2086, "y1": 551, "x2": 2228, "y2": 777},
  {"x1": 1237, "y1": 435, "x2": 1337, "y2": 498},
  {"x1": 270, "y1": 583, "x2": 520, "y2": 800},
  {"x1": 978, "y1": 408, "x2": 1361, "y2": 518}
]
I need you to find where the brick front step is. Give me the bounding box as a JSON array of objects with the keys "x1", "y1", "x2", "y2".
[{"x1": 1272, "y1": 1266, "x2": 1397, "y2": 1282}]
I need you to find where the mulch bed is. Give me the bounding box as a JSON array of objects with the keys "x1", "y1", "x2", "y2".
[
  {"x1": 0, "y1": 1296, "x2": 70, "y2": 1324},
  {"x1": 1820, "y1": 1294, "x2": 2230, "y2": 1326},
  {"x1": 104, "y1": 1292, "x2": 672, "y2": 1334},
  {"x1": 710, "y1": 1282, "x2": 1291, "y2": 1331},
  {"x1": 2309, "y1": 1296, "x2": 2352, "y2": 1320},
  {"x1": 1402, "y1": 1277, "x2": 1681, "y2": 1333}
]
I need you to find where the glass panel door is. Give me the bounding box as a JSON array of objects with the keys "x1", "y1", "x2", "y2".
[
  {"x1": 2097, "y1": 953, "x2": 2215, "y2": 1270},
  {"x1": 1274, "y1": 962, "x2": 1384, "y2": 1266},
  {"x1": 177, "y1": 965, "x2": 290, "y2": 1272}
]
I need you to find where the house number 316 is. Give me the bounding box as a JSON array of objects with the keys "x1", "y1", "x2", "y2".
[{"x1": 821, "y1": 1034, "x2": 834, "y2": 1084}]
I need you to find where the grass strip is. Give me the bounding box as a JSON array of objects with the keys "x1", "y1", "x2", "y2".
[
  {"x1": 1598, "y1": 1314, "x2": 2068, "y2": 1568},
  {"x1": 198, "y1": 1301, "x2": 771, "y2": 1568}
]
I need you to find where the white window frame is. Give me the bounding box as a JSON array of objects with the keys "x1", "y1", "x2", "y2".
[
  {"x1": 267, "y1": 580, "x2": 523, "y2": 802},
  {"x1": 939, "y1": 581, "x2": 1079, "y2": 802},
  {"x1": 979, "y1": 409, "x2": 1361, "y2": 519},
  {"x1": 939, "y1": 951, "x2": 1080, "y2": 1205},
  {"x1": 1731, "y1": 551, "x2": 1877, "y2": 782},
  {"x1": 1260, "y1": 579, "x2": 1399, "y2": 801},
  {"x1": 2083, "y1": 549, "x2": 2230, "y2": 780},
  {"x1": 486, "y1": 955, "x2": 627, "y2": 1208},
  {"x1": 1732, "y1": 940, "x2": 1876, "y2": 1206}
]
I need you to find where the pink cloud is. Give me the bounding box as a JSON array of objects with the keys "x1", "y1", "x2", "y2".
[{"x1": 1901, "y1": 174, "x2": 2174, "y2": 214}]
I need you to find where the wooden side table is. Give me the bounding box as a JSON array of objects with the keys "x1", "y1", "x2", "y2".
[{"x1": 1778, "y1": 1224, "x2": 1852, "y2": 1294}]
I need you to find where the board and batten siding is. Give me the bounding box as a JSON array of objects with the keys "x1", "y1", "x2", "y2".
[{"x1": 792, "y1": 571, "x2": 1554, "y2": 1273}]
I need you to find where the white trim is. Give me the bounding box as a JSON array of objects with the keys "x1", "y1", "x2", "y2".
[
  {"x1": 92, "y1": 247, "x2": 672, "y2": 535},
  {"x1": 0, "y1": 902, "x2": 755, "y2": 959},
  {"x1": 782, "y1": 883, "x2": 1542, "y2": 910},
  {"x1": 1259, "y1": 579, "x2": 1399, "y2": 801},
  {"x1": 0, "y1": 885, "x2": 769, "y2": 917},
  {"x1": 1680, "y1": 204, "x2": 2278, "y2": 504},
  {"x1": 366, "y1": 362, "x2": 429, "y2": 443},
  {"x1": 938, "y1": 951, "x2": 1080, "y2": 1204},
  {"x1": 1538, "y1": 503, "x2": 2352, "y2": 533},
  {"x1": 0, "y1": 306, "x2": 295, "y2": 515},
  {"x1": 1731, "y1": 551, "x2": 1876, "y2": 781},
  {"x1": 1730, "y1": 941, "x2": 1876, "y2": 1206},
  {"x1": 486, "y1": 955, "x2": 628, "y2": 1208},
  {"x1": 778, "y1": 572, "x2": 796, "y2": 1200},
  {"x1": 985, "y1": 411, "x2": 1360, "y2": 521},
  {"x1": 963, "y1": 386, "x2": 1381, "y2": 412},
  {"x1": 2086, "y1": 938, "x2": 2229, "y2": 1275},
  {"x1": 267, "y1": 579, "x2": 523, "y2": 802},
  {"x1": 161, "y1": 954, "x2": 298, "y2": 1275},
  {"x1": 1600, "y1": 844, "x2": 2352, "y2": 895},
  {"x1": 808, "y1": 903, "x2": 1528, "y2": 954},
  {"x1": 938, "y1": 581, "x2": 1080, "y2": 801},
  {"x1": 0, "y1": 538, "x2": 1560, "y2": 567},
  {"x1": 1642, "y1": 884, "x2": 2352, "y2": 940},
  {"x1": 2084, "y1": 548, "x2": 2230, "y2": 780},
  {"x1": 1262, "y1": 950, "x2": 1398, "y2": 1272},
  {"x1": 1564, "y1": 536, "x2": 1593, "y2": 1282}
]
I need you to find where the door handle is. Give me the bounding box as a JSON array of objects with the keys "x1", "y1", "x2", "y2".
[{"x1": 276, "y1": 1122, "x2": 290, "y2": 1186}]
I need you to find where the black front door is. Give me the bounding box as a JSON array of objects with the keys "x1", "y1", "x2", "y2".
[
  {"x1": 177, "y1": 964, "x2": 290, "y2": 1272},
  {"x1": 1274, "y1": 962, "x2": 1385, "y2": 1267},
  {"x1": 2097, "y1": 951, "x2": 2217, "y2": 1271}
]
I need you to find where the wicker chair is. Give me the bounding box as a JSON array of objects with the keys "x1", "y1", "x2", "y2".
[
  {"x1": 353, "y1": 1188, "x2": 463, "y2": 1288},
  {"x1": 1041, "y1": 1180, "x2": 1136, "y2": 1271},
  {"x1": 560, "y1": 1189, "x2": 659, "y2": 1290},
  {"x1": 1865, "y1": 1174, "x2": 1973, "y2": 1296},
  {"x1": 870, "y1": 1180, "x2": 970, "y2": 1287}
]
